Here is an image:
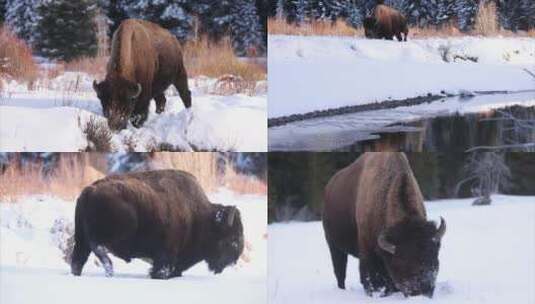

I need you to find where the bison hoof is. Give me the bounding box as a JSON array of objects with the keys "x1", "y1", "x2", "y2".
[
  {"x1": 156, "y1": 107, "x2": 165, "y2": 114},
  {"x1": 150, "y1": 266, "x2": 172, "y2": 279},
  {"x1": 337, "y1": 282, "x2": 345, "y2": 289}
]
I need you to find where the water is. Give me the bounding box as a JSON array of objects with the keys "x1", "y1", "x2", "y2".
[{"x1": 268, "y1": 92, "x2": 535, "y2": 151}]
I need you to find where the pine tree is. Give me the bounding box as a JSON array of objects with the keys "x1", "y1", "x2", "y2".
[
  {"x1": 496, "y1": 0, "x2": 522, "y2": 31},
  {"x1": 0, "y1": 0, "x2": 6, "y2": 24},
  {"x1": 230, "y1": 0, "x2": 263, "y2": 56},
  {"x1": 127, "y1": 0, "x2": 193, "y2": 41},
  {"x1": 193, "y1": 0, "x2": 233, "y2": 42},
  {"x1": 346, "y1": 1, "x2": 363, "y2": 27},
  {"x1": 98, "y1": 0, "x2": 129, "y2": 37},
  {"x1": 455, "y1": 0, "x2": 478, "y2": 31},
  {"x1": 518, "y1": 0, "x2": 535, "y2": 31},
  {"x1": 35, "y1": 0, "x2": 98, "y2": 61},
  {"x1": 5, "y1": 0, "x2": 40, "y2": 44}
]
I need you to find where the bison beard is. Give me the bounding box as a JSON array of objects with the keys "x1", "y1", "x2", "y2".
[
  {"x1": 93, "y1": 19, "x2": 192, "y2": 130},
  {"x1": 70, "y1": 170, "x2": 244, "y2": 279},
  {"x1": 364, "y1": 4, "x2": 408, "y2": 41},
  {"x1": 323, "y1": 153, "x2": 446, "y2": 298}
]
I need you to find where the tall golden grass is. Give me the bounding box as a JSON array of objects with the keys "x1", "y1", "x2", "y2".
[
  {"x1": 269, "y1": 16, "x2": 533, "y2": 38},
  {"x1": 0, "y1": 153, "x2": 266, "y2": 202},
  {"x1": 0, "y1": 26, "x2": 38, "y2": 83},
  {"x1": 58, "y1": 36, "x2": 266, "y2": 83},
  {"x1": 474, "y1": 1, "x2": 499, "y2": 36},
  {"x1": 268, "y1": 18, "x2": 361, "y2": 36},
  {"x1": 183, "y1": 36, "x2": 266, "y2": 81}
]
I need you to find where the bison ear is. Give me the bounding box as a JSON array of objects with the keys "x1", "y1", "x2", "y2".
[
  {"x1": 378, "y1": 231, "x2": 396, "y2": 255},
  {"x1": 214, "y1": 206, "x2": 239, "y2": 227},
  {"x1": 225, "y1": 207, "x2": 239, "y2": 227}
]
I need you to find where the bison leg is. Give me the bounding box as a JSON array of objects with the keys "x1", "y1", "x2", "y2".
[
  {"x1": 91, "y1": 244, "x2": 114, "y2": 277},
  {"x1": 359, "y1": 254, "x2": 393, "y2": 296},
  {"x1": 327, "y1": 241, "x2": 348, "y2": 289},
  {"x1": 150, "y1": 255, "x2": 174, "y2": 280},
  {"x1": 130, "y1": 105, "x2": 149, "y2": 128},
  {"x1": 71, "y1": 233, "x2": 91, "y2": 276},
  {"x1": 155, "y1": 94, "x2": 167, "y2": 114},
  {"x1": 174, "y1": 73, "x2": 191, "y2": 109},
  {"x1": 395, "y1": 32, "x2": 403, "y2": 42}
]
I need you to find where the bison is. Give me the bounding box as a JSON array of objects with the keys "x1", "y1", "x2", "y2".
[
  {"x1": 323, "y1": 153, "x2": 445, "y2": 297},
  {"x1": 363, "y1": 4, "x2": 408, "y2": 41},
  {"x1": 70, "y1": 169, "x2": 244, "y2": 279},
  {"x1": 93, "y1": 19, "x2": 192, "y2": 130}
]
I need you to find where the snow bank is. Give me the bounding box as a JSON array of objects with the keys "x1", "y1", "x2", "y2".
[
  {"x1": 0, "y1": 73, "x2": 267, "y2": 152},
  {"x1": 0, "y1": 188, "x2": 267, "y2": 304},
  {"x1": 268, "y1": 195, "x2": 535, "y2": 304},
  {"x1": 268, "y1": 35, "x2": 535, "y2": 118}
]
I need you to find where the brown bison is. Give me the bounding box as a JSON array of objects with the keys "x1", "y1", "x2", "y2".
[
  {"x1": 323, "y1": 153, "x2": 445, "y2": 297},
  {"x1": 70, "y1": 169, "x2": 244, "y2": 279},
  {"x1": 93, "y1": 19, "x2": 192, "y2": 130},
  {"x1": 363, "y1": 4, "x2": 409, "y2": 41}
]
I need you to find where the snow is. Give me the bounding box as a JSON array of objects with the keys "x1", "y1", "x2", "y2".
[
  {"x1": 0, "y1": 72, "x2": 267, "y2": 152},
  {"x1": 268, "y1": 195, "x2": 535, "y2": 304},
  {"x1": 268, "y1": 35, "x2": 535, "y2": 118},
  {"x1": 0, "y1": 188, "x2": 267, "y2": 304}
]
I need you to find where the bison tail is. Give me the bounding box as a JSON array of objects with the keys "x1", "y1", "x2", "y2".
[{"x1": 71, "y1": 188, "x2": 92, "y2": 276}]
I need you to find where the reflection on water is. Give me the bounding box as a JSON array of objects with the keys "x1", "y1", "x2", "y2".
[
  {"x1": 353, "y1": 106, "x2": 535, "y2": 152},
  {"x1": 268, "y1": 92, "x2": 535, "y2": 151}
]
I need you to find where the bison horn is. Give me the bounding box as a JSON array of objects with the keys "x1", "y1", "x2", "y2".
[
  {"x1": 434, "y1": 217, "x2": 446, "y2": 242},
  {"x1": 378, "y1": 232, "x2": 396, "y2": 255},
  {"x1": 132, "y1": 83, "x2": 142, "y2": 98},
  {"x1": 226, "y1": 208, "x2": 237, "y2": 227},
  {"x1": 92, "y1": 80, "x2": 99, "y2": 92}
]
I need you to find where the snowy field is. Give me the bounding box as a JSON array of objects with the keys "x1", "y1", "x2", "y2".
[
  {"x1": 268, "y1": 35, "x2": 535, "y2": 118},
  {"x1": 0, "y1": 73, "x2": 267, "y2": 151},
  {"x1": 268, "y1": 195, "x2": 535, "y2": 304},
  {"x1": 0, "y1": 189, "x2": 267, "y2": 304}
]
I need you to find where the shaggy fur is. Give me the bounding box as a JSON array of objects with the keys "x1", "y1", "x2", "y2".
[
  {"x1": 364, "y1": 4, "x2": 409, "y2": 41},
  {"x1": 93, "y1": 19, "x2": 192, "y2": 130},
  {"x1": 71, "y1": 169, "x2": 244, "y2": 279},
  {"x1": 323, "y1": 153, "x2": 445, "y2": 297}
]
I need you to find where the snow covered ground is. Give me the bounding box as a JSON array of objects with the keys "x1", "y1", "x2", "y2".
[
  {"x1": 0, "y1": 73, "x2": 267, "y2": 151},
  {"x1": 268, "y1": 35, "x2": 535, "y2": 118},
  {"x1": 268, "y1": 195, "x2": 535, "y2": 304},
  {"x1": 0, "y1": 188, "x2": 267, "y2": 304}
]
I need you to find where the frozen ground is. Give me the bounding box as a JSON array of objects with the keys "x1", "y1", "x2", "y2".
[
  {"x1": 268, "y1": 195, "x2": 535, "y2": 304},
  {"x1": 268, "y1": 35, "x2": 535, "y2": 118},
  {"x1": 0, "y1": 73, "x2": 267, "y2": 151},
  {"x1": 0, "y1": 188, "x2": 267, "y2": 304}
]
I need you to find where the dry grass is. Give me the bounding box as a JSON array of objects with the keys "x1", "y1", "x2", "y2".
[
  {"x1": 183, "y1": 36, "x2": 266, "y2": 81},
  {"x1": 474, "y1": 1, "x2": 499, "y2": 36},
  {"x1": 268, "y1": 18, "x2": 361, "y2": 36},
  {"x1": 64, "y1": 56, "x2": 108, "y2": 79},
  {"x1": 0, "y1": 26, "x2": 38, "y2": 83},
  {"x1": 269, "y1": 16, "x2": 532, "y2": 38},
  {"x1": 0, "y1": 153, "x2": 267, "y2": 202},
  {"x1": 0, "y1": 154, "x2": 106, "y2": 202}
]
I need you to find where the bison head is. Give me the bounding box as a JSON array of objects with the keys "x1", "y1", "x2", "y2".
[
  {"x1": 93, "y1": 76, "x2": 142, "y2": 130},
  {"x1": 207, "y1": 205, "x2": 244, "y2": 274},
  {"x1": 377, "y1": 217, "x2": 446, "y2": 298},
  {"x1": 363, "y1": 17, "x2": 378, "y2": 38}
]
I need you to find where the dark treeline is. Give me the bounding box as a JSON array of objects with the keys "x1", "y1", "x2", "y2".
[
  {"x1": 268, "y1": 152, "x2": 535, "y2": 223},
  {"x1": 273, "y1": 0, "x2": 535, "y2": 32},
  {"x1": 0, "y1": 0, "x2": 267, "y2": 61}
]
